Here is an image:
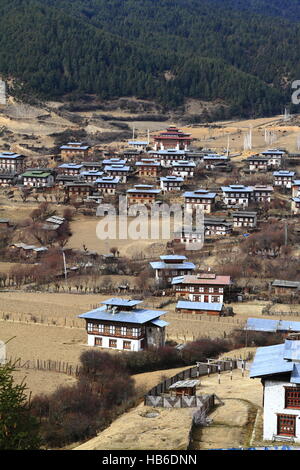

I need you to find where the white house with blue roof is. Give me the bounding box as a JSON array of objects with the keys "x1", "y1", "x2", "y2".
[
  {"x1": 221, "y1": 184, "x2": 253, "y2": 208},
  {"x1": 150, "y1": 255, "x2": 196, "y2": 284},
  {"x1": 78, "y1": 297, "x2": 168, "y2": 351},
  {"x1": 183, "y1": 189, "x2": 216, "y2": 214},
  {"x1": 0, "y1": 151, "x2": 26, "y2": 173},
  {"x1": 273, "y1": 170, "x2": 296, "y2": 189},
  {"x1": 250, "y1": 335, "x2": 300, "y2": 442}
]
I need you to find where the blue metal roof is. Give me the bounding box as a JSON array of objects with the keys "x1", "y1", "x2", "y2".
[
  {"x1": 245, "y1": 318, "x2": 278, "y2": 332},
  {"x1": 150, "y1": 261, "x2": 196, "y2": 270},
  {"x1": 101, "y1": 298, "x2": 143, "y2": 307},
  {"x1": 284, "y1": 340, "x2": 300, "y2": 361},
  {"x1": 273, "y1": 170, "x2": 295, "y2": 176},
  {"x1": 171, "y1": 161, "x2": 196, "y2": 167},
  {"x1": 95, "y1": 176, "x2": 120, "y2": 184},
  {"x1": 183, "y1": 190, "x2": 216, "y2": 199},
  {"x1": 249, "y1": 343, "x2": 294, "y2": 378},
  {"x1": 78, "y1": 305, "x2": 166, "y2": 324},
  {"x1": 160, "y1": 255, "x2": 187, "y2": 260},
  {"x1": 176, "y1": 300, "x2": 223, "y2": 311},
  {"x1": 104, "y1": 165, "x2": 131, "y2": 172},
  {"x1": 245, "y1": 318, "x2": 300, "y2": 333},
  {"x1": 160, "y1": 176, "x2": 183, "y2": 182},
  {"x1": 151, "y1": 318, "x2": 169, "y2": 328},
  {"x1": 59, "y1": 163, "x2": 83, "y2": 169},
  {"x1": 221, "y1": 185, "x2": 253, "y2": 192},
  {"x1": 0, "y1": 152, "x2": 23, "y2": 159}
]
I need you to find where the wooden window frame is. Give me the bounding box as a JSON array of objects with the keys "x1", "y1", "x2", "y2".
[
  {"x1": 277, "y1": 414, "x2": 296, "y2": 437},
  {"x1": 285, "y1": 386, "x2": 300, "y2": 409}
]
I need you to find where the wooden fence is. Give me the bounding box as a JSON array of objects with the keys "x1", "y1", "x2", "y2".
[{"x1": 7, "y1": 357, "x2": 81, "y2": 377}]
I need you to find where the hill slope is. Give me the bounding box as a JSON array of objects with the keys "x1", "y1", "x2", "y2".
[{"x1": 1, "y1": 0, "x2": 300, "y2": 116}]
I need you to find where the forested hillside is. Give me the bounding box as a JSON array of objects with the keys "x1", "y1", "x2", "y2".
[{"x1": 1, "y1": 0, "x2": 300, "y2": 116}]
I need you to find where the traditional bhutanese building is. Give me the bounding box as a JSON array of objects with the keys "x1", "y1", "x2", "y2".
[
  {"x1": 170, "y1": 160, "x2": 196, "y2": 178},
  {"x1": 171, "y1": 273, "x2": 231, "y2": 304},
  {"x1": 204, "y1": 217, "x2": 233, "y2": 236},
  {"x1": 148, "y1": 149, "x2": 187, "y2": 167},
  {"x1": 78, "y1": 297, "x2": 168, "y2": 351},
  {"x1": 252, "y1": 185, "x2": 273, "y2": 203},
  {"x1": 153, "y1": 126, "x2": 193, "y2": 150},
  {"x1": 95, "y1": 176, "x2": 120, "y2": 195},
  {"x1": 60, "y1": 142, "x2": 90, "y2": 160},
  {"x1": 232, "y1": 211, "x2": 257, "y2": 229},
  {"x1": 176, "y1": 300, "x2": 224, "y2": 316},
  {"x1": 202, "y1": 154, "x2": 229, "y2": 170},
  {"x1": 0, "y1": 173, "x2": 17, "y2": 186},
  {"x1": 249, "y1": 335, "x2": 300, "y2": 443},
  {"x1": 160, "y1": 175, "x2": 183, "y2": 192},
  {"x1": 0, "y1": 152, "x2": 26, "y2": 173},
  {"x1": 135, "y1": 159, "x2": 161, "y2": 177},
  {"x1": 79, "y1": 170, "x2": 104, "y2": 183},
  {"x1": 22, "y1": 169, "x2": 54, "y2": 187},
  {"x1": 81, "y1": 161, "x2": 103, "y2": 172},
  {"x1": 261, "y1": 149, "x2": 285, "y2": 167},
  {"x1": 221, "y1": 184, "x2": 253, "y2": 208},
  {"x1": 292, "y1": 197, "x2": 300, "y2": 215},
  {"x1": 183, "y1": 189, "x2": 216, "y2": 214},
  {"x1": 103, "y1": 164, "x2": 131, "y2": 183},
  {"x1": 246, "y1": 154, "x2": 270, "y2": 172},
  {"x1": 58, "y1": 163, "x2": 84, "y2": 176},
  {"x1": 150, "y1": 255, "x2": 196, "y2": 284},
  {"x1": 126, "y1": 184, "x2": 161, "y2": 205},
  {"x1": 272, "y1": 280, "x2": 300, "y2": 296},
  {"x1": 65, "y1": 182, "x2": 94, "y2": 198},
  {"x1": 273, "y1": 170, "x2": 296, "y2": 189},
  {"x1": 292, "y1": 180, "x2": 300, "y2": 198}
]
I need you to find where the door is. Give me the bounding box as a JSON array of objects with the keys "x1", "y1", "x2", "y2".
[{"x1": 277, "y1": 414, "x2": 296, "y2": 437}]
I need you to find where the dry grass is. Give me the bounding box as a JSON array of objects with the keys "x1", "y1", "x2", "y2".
[{"x1": 12, "y1": 369, "x2": 77, "y2": 398}]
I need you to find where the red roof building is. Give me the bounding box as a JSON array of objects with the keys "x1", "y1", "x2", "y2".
[
  {"x1": 153, "y1": 126, "x2": 193, "y2": 150},
  {"x1": 171, "y1": 273, "x2": 231, "y2": 304}
]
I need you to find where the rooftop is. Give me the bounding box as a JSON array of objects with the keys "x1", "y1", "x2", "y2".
[{"x1": 171, "y1": 274, "x2": 231, "y2": 286}]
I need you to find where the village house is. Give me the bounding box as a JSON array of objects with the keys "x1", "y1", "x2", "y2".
[
  {"x1": 22, "y1": 169, "x2": 54, "y2": 187},
  {"x1": 148, "y1": 149, "x2": 187, "y2": 167},
  {"x1": 172, "y1": 226, "x2": 204, "y2": 249},
  {"x1": 78, "y1": 297, "x2": 168, "y2": 351},
  {"x1": 183, "y1": 189, "x2": 216, "y2": 214},
  {"x1": 58, "y1": 163, "x2": 84, "y2": 176},
  {"x1": 292, "y1": 180, "x2": 300, "y2": 198},
  {"x1": 204, "y1": 217, "x2": 233, "y2": 236},
  {"x1": 202, "y1": 154, "x2": 229, "y2": 170},
  {"x1": 79, "y1": 170, "x2": 104, "y2": 183},
  {"x1": 160, "y1": 175, "x2": 183, "y2": 192},
  {"x1": 60, "y1": 142, "x2": 90, "y2": 160},
  {"x1": 0, "y1": 173, "x2": 17, "y2": 186},
  {"x1": 65, "y1": 182, "x2": 94, "y2": 199},
  {"x1": 103, "y1": 163, "x2": 131, "y2": 183},
  {"x1": 135, "y1": 159, "x2": 161, "y2": 178},
  {"x1": 0, "y1": 152, "x2": 26, "y2": 173},
  {"x1": 170, "y1": 160, "x2": 196, "y2": 179},
  {"x1": 252, "y1": 185, "x2": 274, "y2": 203},
  {"x1": 153, "y1": 126, "x2": 193, "y2": 150},
  {"x1": 232, "y1": 211, "x2": 257, "y2": 229},
  {"x1": 292, "y1": 197, "x2": 300, "y2": 215},
  {"x1": 95, "y1": 176, "x2": 120, "y2": 195},
  {"x1": 249, "y1": 335, "x2": 300, "y2": 443},
  {"x1": 127, "y1": 140, "x2": 149, "y2": 151},
  {"x1": 56, "y1": 174, "x2": 80, "y2": 187},
  {"x1": 122, "y1": 149, "x2": 144, "y2": 163},
  {"x1": 221, "y1": 184, "x2": 253, "y2": 208},
  {"x1": 176, "y1": 300, "x2": 224, "y2": 316},
  {"x1": 102, "y1": 157, "x2": 127, "y2": 166},
  {"x1": 150, "y1": 255, "x2": 196, "y2": 284},
  {"x1": 246, "y1": 154, "x2": 270, "y2": 172},
  {"x1": 171, "y1": 273, "x2": 231, "y2": 304},
  {"x1": 9, "y1": 243, "x2": 48, "y2": 260},
  {"x1": 80, "y1": 161, "x2": 103, "y2": 172},
  {"x1": 261, "y1": 149, "x2": 285, "y2": 167},
  {"x1": 272, "y1": 280, "x2": 300, "y2": 297},
  {"x1": 273, "y1": 170, "x2": 296, "y2": 189},
  {"x1": 126, "y1": 184, "x2": 161, "y2": 205}
]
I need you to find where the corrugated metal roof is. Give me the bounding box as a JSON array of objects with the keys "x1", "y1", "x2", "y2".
[
  {"x1": 101, "y1": 298, "x2": 143, "y2": 307},
  {"x1": 151, "y1": 318, "x2": 169, "y2": 328},
  {"x1": 249, "y1": 343, "x2": 294, "y2": 378},
  {"x1": 245, "y1": 318, "x2": 278, "y2": 332},
  {"x1": 272, "y1": 280, "x2": 300, "y2": 288},
  {"x1": 283, "y1": 340, "x2": 300, "y2": 361},
  {"x1": 169, "y1": 380, "x2": 199, "y2": 389},
  {"x1": 171, "y1": 274, "x2": 230, "y2": 286},
  {"x1": 78, "y1": 306, "x2": 166, "y2": 324},
  {"x1": 176, "y1": 300, "x2": 223, "y2": 311},
  {"x1": 150, "y1": 261, "x2": 196, "y2": 270}
]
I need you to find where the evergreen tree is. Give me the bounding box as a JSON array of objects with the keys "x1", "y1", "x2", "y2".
[{"x1": 0, "y1": 361, "x2": 41, "y2": 450}]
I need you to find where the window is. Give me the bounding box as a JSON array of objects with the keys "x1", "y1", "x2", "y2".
[
  {"x1": 109, "y1": 339, "x2": 117, "y2": 348},
  {"x1": 277, "y1": 414, "x2": 296, "y2": 437},
  {"x1": 123, "y1": 341, "x2": 131, "y2": 350},
  {"x1": 121, "y1": 326, "x2": 127, "y2": 336},
  {"x1": 285, "y1": 387, "x2": 300, "y2": 409},
  {"x1": 109, "y1": 325, "x2": 115, "y2": 335},
  {"x1": 94, "y1": 337, "x2": 102, "y2": 346},
  {"x1": 98, "y1": 324, "x2": 104, "y2": 333},
  {"x1": 87, "y1": 323, "x2": 93, "y2": 332}
]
